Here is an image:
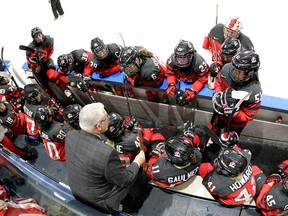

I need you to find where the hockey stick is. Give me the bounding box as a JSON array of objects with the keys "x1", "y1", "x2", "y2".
[
  {"x1": 209, "y1": 4, "x2": 220, "y2": 84},
  {"x1": 19, "y1": 45, "x2": 35, "y2": 53},
  {"x1": 118, "y1": 33, "x2": 133, "y2": 117},
  {"x1": 225, "y1": 91, "x2": 252, "y2": 134},
  {"x1": 215, "y1": 4, "x2": 218, "y2": 25},
  {"x1": 137, "y1": 128, "x2": 146, "y2": 170},
  {"x1": 1, "y1": 47, "x2": 23, "y2": 96}
]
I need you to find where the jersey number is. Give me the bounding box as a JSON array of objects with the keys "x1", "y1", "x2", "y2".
[{"x1": 235, "y1": 188, "x2": 253, "y2": 204}]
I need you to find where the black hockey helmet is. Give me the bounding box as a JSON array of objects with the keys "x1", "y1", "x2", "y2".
[
  {"x1": 214, "y1": 148, "x2": 248, "y2": 177},
  {"x1": 31, "y1": 27, "x2": 43, "y2": 38},
  {"x1": 34, "y1": 106, "x2": 53, "y2": 129},
  {"x1": 24, "y1": 84, "x2": 43, "y2": 104},
  {"x1": 90, "y1": 37, "x2": 108, "y2": 60},
  {"x1": 165, "y1": 136, "x2": 194, "y2": 166},
  {"x1": 221, "y1": 38, "x2": 241, "y2": 56},
  {"x1": 57, "y1": 54, "x2": 69, "y2": 71},
  {"x1": 119, "y1": 46, "x2": 140, "y2": 77},
  {"x1": 105, "y1": 112, "x2": 124, "y2": 140},
  {"x1": 119, "y1": 46, "x2": 139, "y2": 68},
  {"x1": 282, "y1": 177, "x2": 288, "y2": 195},
  {"x1": 219, "y1": 131, "x2": 239, "y2": 148},
  {"x1": 174, "y1": 40, "x2": 195, "y2": 68},
  {"x1": 63, "y1": 104, "x2": 82, "y2": 129},
  {"x1": 231, "y1": 50, "x2": 260, "y2": 82}
]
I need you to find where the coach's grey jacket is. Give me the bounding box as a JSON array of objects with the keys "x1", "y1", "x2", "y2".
[{"x1": 65, "y1": 130, "x2": 140, "y2": 213}]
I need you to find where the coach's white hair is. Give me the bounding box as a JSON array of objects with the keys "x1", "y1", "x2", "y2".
[{"x1": 79, "y1": 102, "x2": 106, "y2": 132}]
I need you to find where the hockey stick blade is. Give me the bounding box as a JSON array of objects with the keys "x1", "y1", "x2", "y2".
[
  {"x1": 19, "y1": 45, "x2": 35, "y2": 53},
  {"x1": 200, "y1": 125, "x2": 221, "y2": 146},
  {"x1": 231, "y1": 90, "x2": 251, "y2": 101}
]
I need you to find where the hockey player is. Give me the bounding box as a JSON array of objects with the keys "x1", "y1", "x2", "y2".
[
  {"x1": 25, "y1": 27, "x2": 61, "y2": 94},
  {"x1": 23, "y1": 83, "x2": 63, "y2": 141},
  {"x1": 256, "y1": 160, "x2": 288, "y2": 216},
  {"x1": 146, "y1": 136, "x2": 201, "y2": 188},
  {"x1": 0, "y1": 74, "x2": 24, "y2": 106},
  {"x1": 63, "y1": 104, "x2": 82, "y2": 130},
  {"x1": 104, "y1": 112, "x2": 157, "y2": 168},
  {"x1": 34, "y1": 106, "x2": 70, "y2": 162},
  {"x1": 203, "y1": 17, "x2": 254, "y2": 63},
  {"x1": 165, "y1": 40, "x2": 209, "y2": 106},
  {"x1": 0, "y1": 101, "x2": 26, "y2": 135},
  {"x1": 0, "y1": 124, "x2": 37, "y2": 160},
  {"x1": 208, "y1": 37, "x2": 242, "y2": 89},
  {"x1": 119, "y1": 46, "x2": 166, "y2": 87},
  {"x1": 57, "y1": 49, "x2": 93, "y2": 76},
  {"x1": 199, "y1": 147, "x2": 266, "y2": 206},
  {"x1": 85, "y1": 37, "x2": 123, "y2": 78},
  {"x1": 210, "y1": 50, "x2": 262, "y2": 136}
]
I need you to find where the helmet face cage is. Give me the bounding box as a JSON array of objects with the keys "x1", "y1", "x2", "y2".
[
  {"x1": 91, "y1": 38, "x2": 108, "y2": 60},
  {"x1": 34, "y1": 106, "x2": 53, "y2": 129},
  {"x1": 119, "y1": 47, "x2": 140, "y2": 76},
  {"x1": 105, "y1": 113, "x2": 124, "y2": 140},
  {"x1": 57, "y1": 55, "x2": 69, "y2": 71},
  {"x1": 214, "y1": 148, "x2": 248, "y2": 177},
  {"x1": 174, "y1": 40, "x2": 194, "y2": 68},
  {"x1": 25, "y1": 88, "x2": 42, "y2": 104},
  {"x1": 221, "y1": 38, "x2": 241, "y2": 55},
  {"x1": 165, "y1": 137, "x2": 194, "y2": 166},
  {"x1": 231, "y1": 50, "x2": 260, "y2": 82}
]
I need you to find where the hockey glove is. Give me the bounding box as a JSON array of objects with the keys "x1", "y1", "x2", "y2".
[
  {"x1": 278, "y1": 160, "x2": 288, "y2": 178},
  {"x1": 266, "y1": 173, "x2": 282, "y2": 184},
  {"x1": 165, "y1": 84, "x2": 180, "y2": 96},
  {"x1": 123, "y1": 116, "x2": 138, "y2": 132},
  {"x1": 219, "y1": 131, "x2": 239, "y2": 148},
  {"x1": 176, "y1": 88, "x2": 196, "y2": 106},
  {"x1": 83, "y1": 76, "x2": 91, "y2": 88},
  {"x1": 212, "y1": 91, "x2": 224, "y2": 115},
  {"x1": 222, "y1": 87, "x2": 239, "y2": 117},
  {"x1": 209, "y1": 62, "x2": 222, "y2": 78},
  {"x1": 183, "y1": 120, "x2": 195, "y2": 138},
  {"x1": 151, "y1": 142, "x2": 165, "y2": 157}
]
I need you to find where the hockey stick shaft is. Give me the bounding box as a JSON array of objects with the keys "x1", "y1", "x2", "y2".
[
  {"x1": 137, "y1": 128, "x2": 146, "y2": 169},
  {"x1": 226, "y1": 91, "x2": 252, "y2": 134}
]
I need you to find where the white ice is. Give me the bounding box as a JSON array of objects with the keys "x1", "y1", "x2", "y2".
[{"x1": 1, "y1": 0, "x2": 287, "y2": 99}]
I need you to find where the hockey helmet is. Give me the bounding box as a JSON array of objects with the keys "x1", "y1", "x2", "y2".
[
  {"x1": 105, "y1": 112, "x2": 124, "y2": 140},
  {"x1": 165, "y1": 136, "x2": 194, "y2": 166},
  {"x1": 214, "y1": 148, "x2": 248, "y2": 177},
  {"x1": 34, "y1": 106, "x2": 53, "y2": 129},
  {"x1": 231, "y1": 50, "x2": 260, "y2": 82},
  {"x1": 31, "y1": 27, "x2": 43, "y2": 38},
  {"x1": 224, "y1": 17, "x2": 243, "y2": 39},
  {"x1": 174, "y1": 40, "x2": 195, "y2": 68},
  {"x1": 63, "y1": 104, "x2": 82, "y2": 129},
  {"x1": 91, "y1": 37, "x2": 109, "y2": 60},
  {"x1": 221, "y1": 37, "x2": 241, "y2": 64},
  {"x1": 119, "y1": 46, "x2": 140, "y2": 77},
  {"x1": 24, "y1": 84, "x2": 43, "y2": 104}
]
